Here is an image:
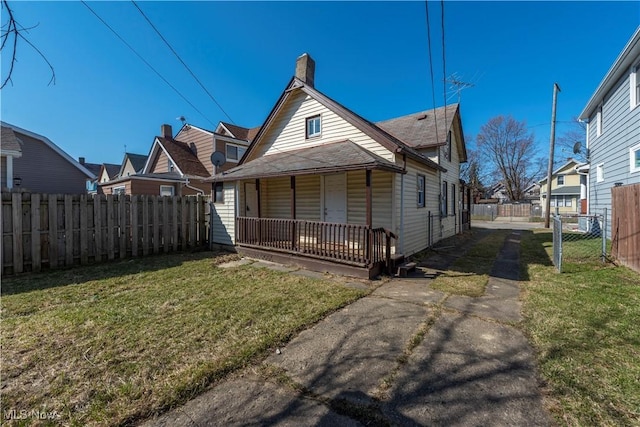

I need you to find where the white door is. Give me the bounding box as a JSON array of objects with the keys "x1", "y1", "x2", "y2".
[
  {"x1": 245, "y1": 182, "x2": 259, "y2": 218},
  {"x1": 323, "y1": 174, "x2": 346, "y2": 223}
]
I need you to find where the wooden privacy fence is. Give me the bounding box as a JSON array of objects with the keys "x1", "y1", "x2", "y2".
[
  {"x1": 1, "y1": 192, "x2": 208, "y2": 275},
  {"x1": 611, "y1": 183, "x2": 640, "y2": 273}
]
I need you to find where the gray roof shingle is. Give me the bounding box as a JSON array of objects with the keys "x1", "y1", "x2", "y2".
[{"x1": 376, "y1": 104, "x2": 459, "y2": 148}]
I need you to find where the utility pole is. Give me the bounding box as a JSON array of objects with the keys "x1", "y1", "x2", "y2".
[{"x1": 544, "y1": 83, "x2": 561, "y2": 228}]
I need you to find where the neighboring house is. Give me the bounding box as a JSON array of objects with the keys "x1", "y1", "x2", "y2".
[
  {"x1": 579, "y1": 26, "x2": 640, "y2": 237},
  {"x1": 207, "y1": 53, "x2": 468, "y2": 278},
  {"x1": 0, "y1": 122, "x2": 96, "y2": 194},
  {"x1": 98, "y1": 163, "x2": 121, "y2": 184},
  {"x1": 539, "y1": 159, "x2": 582, "y2": 215},
  {"x1": 523, "y1": 182, "x2": 541, "y2": 205},
  {"x1": 1, "y1": 126, "x2": 23, "y2": 189},
  {"x1": 486, "y1": 182, "x2": 510, "y2": 203},
  {"x1": 99, "y1": 123, "x2": 253, "y2": 196},
  {"x1": 118, "y1": 152, "x2": 148, "y2": 178}
]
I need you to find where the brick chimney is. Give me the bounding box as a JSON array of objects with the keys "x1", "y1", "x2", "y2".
[
  {"x1": 161, "y1": 124, "x2": 172, "y2": 139},
  {"x1": 78, "y1": 157, "x2": 85, "y2": 165},
  {"x1": 295, "y1": 53, "x2": 315, "y2": 88}
]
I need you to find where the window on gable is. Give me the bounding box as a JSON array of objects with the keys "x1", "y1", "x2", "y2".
[
  {"x1": 557, "y1": 175, "x2": 565, "y2": 186},
  {"x1": 306, "y1": 115, "x2": 321, "y2": 138},
  {"x1": 441, "y1": 181, "x2": 448, "y2": 216},
  {"x1": 226, "y1": 144, "x2": 247, "y2": 162},
  {"x1": 213, "y1": 182, "x2": 224, "y2": 203},
  {"x1": 596, "y1": 104, "x2": 603, "y2": 137},
  {"x1": 168, "y1": 160, "x2": 175, "y2": 173},
  {"x1": 630, "y1": 143, "x2": 640, "y2": 173},
  {"x1": 597, "y1": 163, "x2": 604, "y2": 182},
  {"x1": 417, "y1": 174, "x2": 425, "y2": 208}
]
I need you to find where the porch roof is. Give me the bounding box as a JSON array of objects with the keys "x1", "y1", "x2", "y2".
[{"x1": 207, "y1": 140, "x2": 405, "y2": 182}]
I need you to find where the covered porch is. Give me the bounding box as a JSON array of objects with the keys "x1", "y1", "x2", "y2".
[{"x1": 211, "y1": 141, "x2": 404, "y2": 278}]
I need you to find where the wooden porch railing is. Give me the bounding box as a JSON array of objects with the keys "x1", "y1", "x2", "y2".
[{"x1": 236, "y1": 217, "x2": 395, "y2": 267}]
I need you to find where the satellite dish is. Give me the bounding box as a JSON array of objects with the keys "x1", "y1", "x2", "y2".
[
  {"x1": 572, "y1": 141, "x2": 582, "y2": 154},
  {"x1": 211, "y1": 151, "x2": 226, "y2": 167}
]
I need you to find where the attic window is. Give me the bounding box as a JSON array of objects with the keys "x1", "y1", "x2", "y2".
[{"x1": 306, "y1": 115, "x2": 321, "y2": 138}]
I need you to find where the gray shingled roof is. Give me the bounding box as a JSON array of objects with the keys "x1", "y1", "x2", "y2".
[
  {"x1": 550, "y1": 186, "x2": 581, "y2": 196},
  {"x1": 209, "y1": 140, "x2": 404, "y2": 182},
  {"x1": 376, "y1": 104, "x2": 459, "y2": 148},
  {"x1": 1, "y1": 126, "x2": 22, "y2": 152},
  {"x1": 126, "y1": 153, "x2": 148, "y2": 172}
]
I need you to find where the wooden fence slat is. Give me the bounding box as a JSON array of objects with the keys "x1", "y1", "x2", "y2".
[
  {"x1": 31, "y1": 193, "x2": 41, "y2": 272},
  {"x1": 189, "y1": 197, "x2": 196, "y2": 247},
  {"x1": 48, "y1": 194, "x2": 58, "y2": 268},
  {"x1": 119, "y1": 195, "x2": 127, "y2": 259},
  {"x1": 142, "y1": 195, "x2": 149, "y2": 256},
  {"x1": 11, "y1": 193, "x2": 23, "y2": 273},
  {"x1": 107, "y1": 195, "x2": 115, "y2": 260},
  {"x1": 132, "y1": 195, "x2": 139, "y2": 257},
  {"x1": 94, "y1": 195, "x2": 102, "y2": 262},
  {"x1": 163, "y1": 197, "x2": 170, "y2": 253},
  {"x1": 181, "y1": 197, "x2": 187, "y2": 249},
  {"x1": 64, "y1": 195, "x2": 73, "y2": 266},
  {"x1": 80, "y1": 195, "x2": 88, "y2": 265},
  {"x1": 198, "y1": 195, "x2": 205, "y2": 245},
  {"x1": 152, "y1": 196, "x2": 160, "y2": 254},
  {"x1": 172, "y1": 197, "x2": 178, "y2": 251}
]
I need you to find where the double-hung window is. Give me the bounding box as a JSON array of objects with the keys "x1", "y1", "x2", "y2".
[
  {"x1": 557, "y1": 175, "x2": 565, "y2": 186},
  {"x1": 441, "y1": 181, "x2": 448, "y2": 216},
  {"x1": 630, "y1": 143, "x2": 640, "y2": 173},
  {"x1": 306, "y1": 115, "x2": 321, "y2": 138},
  {"x1": 632, "y1": 62, "x2": 640, "y2": 109},
  {"x1": 417, "y1": 174, "x2": 425, "y2": 208},
  {"x1": 213, "y1": 182, "x2": 224, "y2": 203},
  {"x1": 226, "y1": 144, "x2": 247, "y2": 163}
]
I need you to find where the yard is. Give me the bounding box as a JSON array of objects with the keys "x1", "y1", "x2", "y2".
[
  {"x1": 0, "y1": 252, "x2": 367, "y2": 426},
  {"x1": 520, "y1": 230, "x2": 640, "y2": 426}
]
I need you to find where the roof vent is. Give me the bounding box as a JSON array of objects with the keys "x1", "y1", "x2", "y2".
[{"x1": 417, "y1": 114, "x2": 428, "y2": 121}]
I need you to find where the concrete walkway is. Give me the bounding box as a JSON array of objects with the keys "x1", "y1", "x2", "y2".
[{"x1": 143, "y1": 230, "x2": 549, "y2": 427}]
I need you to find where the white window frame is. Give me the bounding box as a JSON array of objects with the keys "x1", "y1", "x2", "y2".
[
  {"x1": 596, "y1": 163, "x2": 604, "y2": 183},
  {"x1": 451, "y1": 183, "x2": 456, "y2": 214},
  {"x1": 112, "y1": 186, "x2": 126, "y2": 195},
  {"x1": 213, "y1": 182, "x2": 224, "y2": 204},
  {"x1": 160, "y1": 185, "x2": 174, "y2": 197},
  {"x1": 226, "y1": 143, "x2": 247, "y2": 163},
  {"x1": 596, "y1": 104, "x2": 603, "y2": 137},
  {"x1": 306, "y1": 115, "x2": 321, "y2": 139},
  {"x1": 565, "y1": 196, "x2": 572, "y2": 207},
  {"x1": 631, "y1": 62, "x2": 640, "y2": 109},
  {"x1": 630, "y1": 143, "x2": 640, "y2": 173},
  {"x1": 441, "y1": 181, "x2": 448, "y2": 216},
  {"x1": 417, "y1": 174, "x2": 425, "y2": 208},
  {"x1": 557, "y1": 174, "x2": 565, "y2": 186}
]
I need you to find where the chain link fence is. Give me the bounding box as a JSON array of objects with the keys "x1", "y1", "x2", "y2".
[{"x1": 552, "y1": 209, "x2": 608, "y2": 272}]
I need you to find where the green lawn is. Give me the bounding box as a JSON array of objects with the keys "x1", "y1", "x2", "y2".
[
  {"x1": 520, "y1": 230, "x2": 640, "y2": 426},
  {"x1": 1, "y1": 253, "x2": 366, "y2": 426}
]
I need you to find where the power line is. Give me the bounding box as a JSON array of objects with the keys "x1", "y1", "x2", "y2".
[
  {"x1": 80, "y1": 1, "x2": 216, "y2": 128},
  {"x1": 424, "y1": 1, "x2": 439, "y2": 143},
  {"x1": 130, "y1": 1, "x2": 235, "y2": 124}
]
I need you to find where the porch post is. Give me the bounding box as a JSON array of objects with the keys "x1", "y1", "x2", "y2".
[
  {"x1": 290, "y1": 176, "x2": 296, "y2": 250},
  {"x1": 366, "y1": 169, "x2": 372, "y2": 264}
]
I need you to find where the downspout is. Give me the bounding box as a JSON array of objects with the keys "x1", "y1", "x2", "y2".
[
  {"x1": 184, "y1": 178, "x2": 205, "y2": 195},
  {"x1": 399, "y1": 153, "x2": 406, "y2": 254}
]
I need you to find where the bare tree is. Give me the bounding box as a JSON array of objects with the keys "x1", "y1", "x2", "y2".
[
  {"x1": 476, "y1": 115, "x2": 541, "y2": 202},
  {"x1": 1, "y1": 0, "x2": 55, "y2": 89},
  {"x1": 460, "y1": 148, "x2": 487, "y2": 202},
  {"x1": 555, "y1": 118, "x2": 588, "y2": 164}
]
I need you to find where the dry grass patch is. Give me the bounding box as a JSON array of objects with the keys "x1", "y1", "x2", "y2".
[
  {"x1": 429, "y1": 230, "x2": 511, "y2": 296},
  {"x1": 520, "y1": 230, "x2": 640, "y2": 426},
  {"x1": 1, "y1": 252, "x2": 366, "y2": 426}
]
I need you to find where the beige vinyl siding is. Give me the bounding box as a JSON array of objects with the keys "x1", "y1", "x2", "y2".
[
  {"x1": 99, "y1": 168, "x2": 110, "y2": 183},
  {"x1": 121, "y1": 159, "x2": 137, "y2": 177},
  {"x1": 150, "y1": 150, "x2": 170, "y2": 174},
  {"x1": 211, "y1": 182, "x2": 235, "y2": 245},
  {"x1": 249, "y1": 91, "x2": 394, "y2": 162},
  {"x1": 395, "y1": 158, "x2": 439, "y2": 256},
  {"x1": 263, "y1": 177, "x2": 291, "y2": 218},
  {"x1": 296, "y1": 175, "x2": 321, "y2": 220},
  {"x1": 11, "y1": 131, "x2": 90, "y2": 194},
  {"x1": 346, "y1": 170, "x2": 393, "y2": 229}
]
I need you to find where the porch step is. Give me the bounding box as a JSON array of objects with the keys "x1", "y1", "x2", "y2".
[{"x1": 396, "y1": 261, "x2": 417, "y2": 278}]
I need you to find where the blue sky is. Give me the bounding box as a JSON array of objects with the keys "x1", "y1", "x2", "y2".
[{"x1": 2, "y1": 1, "x2": 639, "y2": 167}]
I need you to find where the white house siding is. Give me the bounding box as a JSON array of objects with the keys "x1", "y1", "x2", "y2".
[
  {"x1": 439, "y1": 136, "x2": 461, "y2": 239},
  {"x1": 587, "y1": 64, "x2": 640, "y2": 237},
  {"x1": 249, "y1": 91, "x2": 394, "y2": 162},
  {"x1": 263, "y1": 177, "x2": 291, "y2": 219},
  {"x1": 346, "y1": 170, "x2": 393, "y2": 229},
  {"x1": 395, "y1": 158, "x2": 439, "y2": 256},
  {"x1": 211, "y1": 182, "x2": 236, "y2": 245},
  {"x1": 296, "y1": 175, "x2": 321, "y2": 221}
]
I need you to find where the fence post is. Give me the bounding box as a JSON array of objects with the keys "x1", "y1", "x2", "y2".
[{"x1": 602, "y1": 207, "x2": 607, "y2": 263}]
